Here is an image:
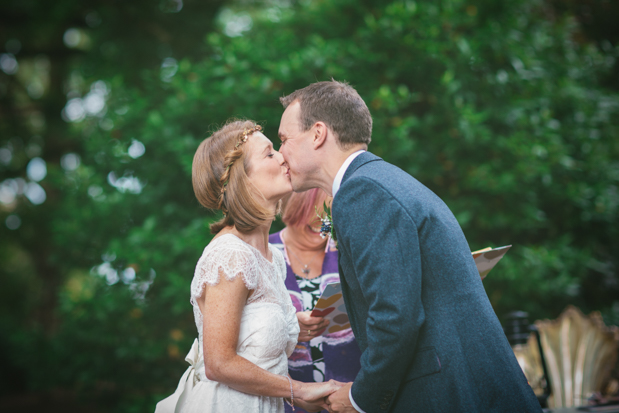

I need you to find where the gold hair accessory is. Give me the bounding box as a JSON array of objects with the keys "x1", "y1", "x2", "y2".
[
  {"x1": 236, "y1": 124, "x2": 262, "y2": 148},
  {"x1": 225, "y1": 124, "x2": 263, "y2": 176}
]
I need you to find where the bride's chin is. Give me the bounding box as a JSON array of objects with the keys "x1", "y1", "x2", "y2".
[{"x1": 274, "y1": 187, "x2": 293, "y2": 201}]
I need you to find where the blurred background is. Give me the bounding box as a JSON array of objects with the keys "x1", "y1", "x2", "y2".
[{"x1": 1, "y1": 0, "x2": 618, "y2": 411}]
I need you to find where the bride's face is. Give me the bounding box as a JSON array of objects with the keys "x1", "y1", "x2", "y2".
[{"x1": 245, "y1": 132, "x2": 292, "y2": 204}]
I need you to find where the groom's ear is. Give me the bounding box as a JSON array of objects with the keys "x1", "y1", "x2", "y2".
[{"x1": 312, "y1": 121, "x2": 328, "y2": 149}]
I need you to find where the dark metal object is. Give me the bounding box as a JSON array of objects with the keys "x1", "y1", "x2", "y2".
[{"x1": 504, "y1": 311, "x2": 552, "y2": 408}]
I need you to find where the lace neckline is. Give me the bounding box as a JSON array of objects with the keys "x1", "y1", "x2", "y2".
[{"x1": 214, "y1": 233, "x2": 275, "y2": 265}]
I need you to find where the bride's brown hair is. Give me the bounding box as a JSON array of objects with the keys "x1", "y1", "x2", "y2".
[{"x1": 192, "y1": 119, "x2": 275, "y2": 234}]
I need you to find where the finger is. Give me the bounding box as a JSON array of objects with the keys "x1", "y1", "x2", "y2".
[
  {"x1": 304, "y1": 320, "x2": 326, "y2": 330},
  {"x1": 315, "y1": 327, "x2": 327, "y2": 336},
  {"x1": 318, "y1": 400, "x2": 330, "y2": 409},
  {"x1": 312, "y1": 321, "x2": 328, "y2": 330},
  {"x1": 297, "y1": 311, "x2": 317, "y2": 327},
  {"x1": 304, "y1": 315, "x2": 326, "y2": 324}
]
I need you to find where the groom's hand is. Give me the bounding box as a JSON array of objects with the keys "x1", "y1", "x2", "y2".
[{"x1": 326, "y1": 382, "x2": 357, "y2": 413}]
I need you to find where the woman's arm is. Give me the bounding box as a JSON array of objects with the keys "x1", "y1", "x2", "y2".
[{"x1": 198, "y1": 270, "x2": 339, "y2": 404}]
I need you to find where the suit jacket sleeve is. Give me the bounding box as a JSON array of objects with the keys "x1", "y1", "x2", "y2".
[{"x1": 334, "y1": 176, "x2": 424, "y2": 412}]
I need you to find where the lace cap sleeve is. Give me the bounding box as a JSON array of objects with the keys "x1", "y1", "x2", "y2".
[{"x1": 191, "y1": 235, "x2": 259, "y2": 301}]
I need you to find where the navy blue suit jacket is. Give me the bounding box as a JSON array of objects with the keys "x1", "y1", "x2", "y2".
[{"x1": 332, "y1": 152, "x2": 541, "y2": 412}]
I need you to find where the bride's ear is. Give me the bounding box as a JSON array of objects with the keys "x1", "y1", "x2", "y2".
[{"x1": 312, "y1": 122, "x2": 328, "y2": 149}]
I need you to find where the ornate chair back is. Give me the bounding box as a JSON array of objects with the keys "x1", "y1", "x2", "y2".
[{"x1": 533, "y1": 306, "x2": 619, "y2": 408}]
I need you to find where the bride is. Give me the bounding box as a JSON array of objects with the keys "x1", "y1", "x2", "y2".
[{"x1": 155, "y1": 120, "x2": 340, "y2": 413}]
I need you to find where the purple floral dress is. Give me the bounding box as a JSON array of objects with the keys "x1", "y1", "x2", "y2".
[{"x1": 269, "y1": 231, "x2": 362, "y2": 413}]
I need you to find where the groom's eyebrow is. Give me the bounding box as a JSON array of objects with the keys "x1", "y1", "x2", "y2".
[{"x1": 278, "y1": 131, "x2": 286, "y2": 141}]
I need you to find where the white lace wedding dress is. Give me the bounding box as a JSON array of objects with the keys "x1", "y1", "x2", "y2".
[{"x1": 155, "y1": 234, "x2": 300, "y2": 413}]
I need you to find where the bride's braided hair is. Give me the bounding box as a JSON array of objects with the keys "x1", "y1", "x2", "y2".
[
  {"x1": 192, "y1": 120, "x2": 273, "y2": 234},
  {"x1": 217, "y1": 124, "x2": 262, "y2": 214}
]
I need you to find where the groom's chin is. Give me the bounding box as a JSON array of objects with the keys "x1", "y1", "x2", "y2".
[
  {"x1": 289, "y1": 178, "x2": 305, "y2": 193},
  {"x1": 292, "y1": 185, "x2": 311, "y2": 194},
  {"x1": 289, "y1": 174, "x2": 316, "y2": 194}
]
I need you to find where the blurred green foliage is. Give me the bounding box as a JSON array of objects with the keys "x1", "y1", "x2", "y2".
[{"x1": 1, "y1": 0, "x2": 618, "y2": 411}]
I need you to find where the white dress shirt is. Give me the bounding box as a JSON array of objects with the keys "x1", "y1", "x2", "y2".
[{"x1": 331, "y1": 148, "x2": 367, "y2": 413}]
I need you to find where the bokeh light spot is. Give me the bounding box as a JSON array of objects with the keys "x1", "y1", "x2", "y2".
[
  {"x1": 0, "y1": 54, "x2": 19, "y2": 75},
  {"x1": 25, "y1": 182, "x2": 46, "y2": 205},
  {"x1": 220, "y1": 9, "x2": 253, "y2": 37},
  {"x1": 128, "y1": 140, "x2": 146, "y2": 159},
  {"x1": 27, "y1": 157, "x2": 47, "y2": 181},
  {"x1": 122, "y1": 267, "x2": 136, "y2": 284},
  {"x1": 61, "y1": 153, "x2": 81, "y2": 171},
  {"x1": 5, "y1": 214, "x2": 21, "y2": 230},
  {"x1": 62, "y1": 98, "x2": 86, "y2": 122},
  {"x1": 0, "y1": 147, "x2": 12, "y2": 165},
  {"x1": 63, "y1": 28, "x2": 82, "y2": 48},
  {"x1": 160, "y1": 0, "x2": 183, "y2": 13},
  {"x1": 0, "y1": 180, "x2": 17, "y2": 204},
  {"x1": 160, "y1": 58, "x2": 178, "y2": 82},
  {"x1": 5, "y1": 39, "x2": 21, "y2": 54}
]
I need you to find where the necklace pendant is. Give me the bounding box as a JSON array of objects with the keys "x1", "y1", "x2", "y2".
[{"x1": 302, "y1": 267, "x2": 310, "y2": 275}]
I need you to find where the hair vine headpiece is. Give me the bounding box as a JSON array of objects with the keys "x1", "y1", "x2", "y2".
[{"x1": 218, "y1": 124, "x2": 263, "y2": 213}]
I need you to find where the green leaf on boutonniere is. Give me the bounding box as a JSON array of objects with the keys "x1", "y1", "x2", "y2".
[{"x1": 316, "y1": 202, "x2": 337, "y2": 247}]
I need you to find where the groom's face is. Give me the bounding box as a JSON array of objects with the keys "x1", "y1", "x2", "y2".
[{"x1": 278, "y1": 101, "x2": 314, "y2": 192}]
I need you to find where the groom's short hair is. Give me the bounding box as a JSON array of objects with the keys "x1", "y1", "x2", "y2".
[{"x1": 280, "y1": 80, "x2": 372, "y2": 149}]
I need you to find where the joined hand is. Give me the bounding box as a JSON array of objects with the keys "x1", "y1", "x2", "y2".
[
  {"x1": 297, "y1": 380, "x2": 343, "y2": 412},
  {"x1": 325, "y1": 382, "x2": 356, "y2": 413}
]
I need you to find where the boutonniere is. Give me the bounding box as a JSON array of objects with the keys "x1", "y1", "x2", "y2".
[{"x1": 316, "y1": 202, "x2": 337, "y2": 248}]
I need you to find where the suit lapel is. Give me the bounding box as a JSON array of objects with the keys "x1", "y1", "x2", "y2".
[{"x1": 331, "y1": 152, "x2": 380, "y2": 352}]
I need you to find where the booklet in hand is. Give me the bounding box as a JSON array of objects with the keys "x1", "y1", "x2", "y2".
[
  {"x1": 310, "y1": 283, "x2": 350, "y2": 335},
  {"x1": 472, "y1": 245, "x2": 511, "y2": 279}
]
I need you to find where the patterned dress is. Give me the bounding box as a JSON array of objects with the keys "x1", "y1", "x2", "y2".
[{"x1": 269, "y1": 231, "x2": 362, "y2": 413}]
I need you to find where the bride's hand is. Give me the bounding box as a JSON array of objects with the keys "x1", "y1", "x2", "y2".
[{"x1": 296, "y1": 380, "x2": 343, "y2": 409}]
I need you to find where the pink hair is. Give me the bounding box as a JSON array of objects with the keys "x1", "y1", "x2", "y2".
[{"x1": 281, "y1": 188, "x2": 329, "y2": 228}]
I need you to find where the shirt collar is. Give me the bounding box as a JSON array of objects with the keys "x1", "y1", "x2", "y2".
[{"x1": 332, "y1": 150, "x2": 366, "y2": 197}]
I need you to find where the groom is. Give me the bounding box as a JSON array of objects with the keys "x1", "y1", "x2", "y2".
[{"x1": 278, "y1": 80, "x2": 541, "y2": 412}]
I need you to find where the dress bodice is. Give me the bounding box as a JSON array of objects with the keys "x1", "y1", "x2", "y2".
[
  {"x1": 156, "y1": 234, "x2": 300, "y2": 413},
  {"x1": 190, "y1": 234, "x2": 300, "y2": 379}
]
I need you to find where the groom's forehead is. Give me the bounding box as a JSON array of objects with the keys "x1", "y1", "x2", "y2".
[
  {"x1": 278, "y1": 118, "x2": 299, "y2": 140},
  {"x1": 281, "y1": 102, "x2": 301, "y2": 126}
]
